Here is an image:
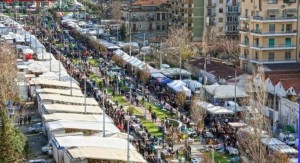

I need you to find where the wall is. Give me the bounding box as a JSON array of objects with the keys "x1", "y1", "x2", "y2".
[{"x1": 279, "y1": 98, "x2": 299, "y2": 133}]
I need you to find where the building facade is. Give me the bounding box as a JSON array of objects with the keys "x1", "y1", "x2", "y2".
[
  {"x1": 169, "y1": 0, "x2": 205, "y2": 41},
  {"x1": 239, "y1": 0, "x2": 299, "y2": 72},
  {"x1": 121, "y1": 0, "x2": 169, "y2": 36},
  {"x1": 205, "y1": 0, "x2": 240, "y2": 37}
]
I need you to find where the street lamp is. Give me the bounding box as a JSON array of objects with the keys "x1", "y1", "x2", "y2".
[
  {"x1": 124, "y1": 115, "x2": 131, "y2": 163},
  {"x1": 83, "y1": 75, "x2": 87, "y2": 114},
  {"x1": 102, "y1": 89, "x2": 107, "y2": 137}
]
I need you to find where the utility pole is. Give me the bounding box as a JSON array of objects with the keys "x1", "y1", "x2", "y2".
[
  {"x1": 143, "y1": 33, "x2": 145, "y2": 62},
  {"x1": 234, "y1": 70, "x2": 237, "y2": 113},
  {"x1": 127, "y1": 116, "x2": 130, "y2": 163},
  {"x1": 103, "y1": 94, "x2": 106, "y2": 137},
  {"x1": 84, "y1": 75, "x2": 87, "y2": 113},
  {"x1": 70, "y1": 68, "x2": 73, "y2": 96},
  {"x1": 179, "y1": 52, "x2": 182, "y2": 80},
  {"x1": 204, "y1": 57, "x2": 207, "y2": 86}
]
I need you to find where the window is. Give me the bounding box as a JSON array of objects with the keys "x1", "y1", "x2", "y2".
[
  {"x1": 269, "y1": 24, "x2": 275, "y2": 33},
  {"x1": 219, "y1": 18, "x2": 223, "y2": 23},
  {"x1": 255, "y1": 51, "x2": 258, "y2": 59},
  {"x1": 219, "y1": 0, "x2": 223, "y2": 3},
  {"x1": 156, "y1": 25, "x2": 160, "y2": 30},
  {"x1": 255, "y1": 24, "x2": 259, "y2": 32},
  {"x1": 268, "y1": 52, "x2": 274, "y2": 60},
  {"x1": 285, "y1": 38, "x2": 291, "y2": 46},
  {"x1": 162, "y1": 13, "x2": 165, "y2": 20},
  {"x1": 269, "y1": 38, "x2": 275, "y2": 47},
  {"x1": 281, "y1": 24, "x2": 285, "y2": 31},
  {"x1": 162, "y1": 25, "x2": 165, "y2": 30},
  {"x1": 285, "y1": 52, "x2": 291, "y2": 60},
  {"x1": 268, "y1": 0, "x2": 277, "y2": 3},
  {"x1": 286, "y1": 24, "x2": 292, "y2": 31},
  {"x1": 156, "y1": 13, "x2": 160, "y2": 21},
  {"x1": 219, "y1": 8, "x2": 223, "y2": 13}
]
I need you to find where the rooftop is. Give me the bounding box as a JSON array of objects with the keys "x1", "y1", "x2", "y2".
[
  {"x1": 188, "y1": 58, "x2": 245, "y2": 80},
  {"x1": 264, "y1": 63, "x2": 300, "y2": 71},
  {"x1": 133, "y1": 0, "x2": 167, "y2": 6}
]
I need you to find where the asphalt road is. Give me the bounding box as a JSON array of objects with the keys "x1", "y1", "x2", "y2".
[{"x1": 15, "y1": 104, "x2": 55, "y2": 163}]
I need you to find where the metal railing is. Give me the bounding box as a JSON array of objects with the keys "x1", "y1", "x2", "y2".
[
  {"x1": 251, "y1": 44, "x2": 296, "y2": 48},
  {"x1": 252, "y1": 16, "x2": 297, "y2": 21},
  {"x1": 251, "y1": 30, "x2": 297, "y2": 35}
]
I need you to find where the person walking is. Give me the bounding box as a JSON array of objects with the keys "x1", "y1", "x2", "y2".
[
  {"x1": 24, "y1": 115, "x2": 27, "y2": 125},
  {"x1": 28, "y1": 115, "x2": 31, "y2": 124},
  {"x1": 149, "y1": 105, "x2": 152, "y2": 113}
]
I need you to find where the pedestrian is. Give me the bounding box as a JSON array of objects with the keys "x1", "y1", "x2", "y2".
[
  {"x1": 28, "y1": 115, "x2": 31, "y2": 124},
  {"x1": 24, "y1": 115, "x2": 27, "y2": 124},
  {"x1": 149, "y1": 105, "x2": 152, "y2": 113},
  {"x1": 20, "y1": 117, "x2": 23, "y2": 126}
]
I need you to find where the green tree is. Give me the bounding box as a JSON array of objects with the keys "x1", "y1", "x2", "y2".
[
  {"x1": 0, "y1": 110, "x2": 27, "y2": 162},
  {"x1": 120, "y1": 24, "x2": 127, "y2": 41},
  {"x1": 0, "y1": 43, "x2": 26, "y2": 162}
]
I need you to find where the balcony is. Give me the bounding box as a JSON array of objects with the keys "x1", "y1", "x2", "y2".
[
  {"x1": 131, "y1": 17, "x2": 145, "y2": 22},
  {"x1": 147, "y1": 17, "x2": 155, "y2": 21},
  {"x1": 225, "y1": 31, "x2": 239, "y2": 36},
  {"x1": 250, "y1": 30, "x2": 297, "y2": 36},
  {"x1": 207, "y1": 13, "x2": 216, "y2": 17},
  {"x1": 226, "y1": 21, "x2": 239, "y2": 25},
  {"x1": 250, "y1": 44, "x2": 296, "y2": 50},
  {"x1": 226, "y1": 12, "x2": 240, "y2": 16},
  {"x1": 240, "y1": 15, "x2": 250, "y2": 21},
  {"x1": 252, "y1": 16, "x2": 297, "y2": 22},
  {"x1": 239, "y1": 27, "x2": 250, "y2": 33},
  {"x1": 239, "y1": 41, "x2": 249, "y2": 47},
  {"x1": 207, "y1": 4, "x2": 216, "y2": 8},
  {"x1": 249, "y1": 58, "x2": 296, "y2": 64},
  {"x1": 239, "y1": 55, "x2": 249, "y2": 60}
]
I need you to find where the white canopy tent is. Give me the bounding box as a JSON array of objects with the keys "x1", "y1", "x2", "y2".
[
  {"x1": 261, "y1": 138, "x2": 285, "y2": 146},
  {"x1": 151, "y1": 72, "x2": 165, "y2": 78},
  {"x1": 196, "y1": 101, "x2": 234, "y2": 115},
  {"x1": 167, "y1": 80, "x2": 191, "y2": 96},
  {"x1": 36, "y1": 88, "x2": 83, "y2": 97},
  {"x1": 65, "y1": 146, "x2": 147, "y2": 163},
  {"x1": 42, "y1": 104, "x2": 103, "y2": 114},
  {"x1": 42, "y1": 113, "x2": 113, "y2": 123},
  {"x1": 268, "y1": 144, "x2": 298, "y2": 155},
  {"x1": 204, "y1": 85, "x2": 249, "y2": 99}
]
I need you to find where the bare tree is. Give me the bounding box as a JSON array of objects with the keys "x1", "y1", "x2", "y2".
[
  {"x1": 203, "y1": 27, "x2": 240, "y2": 60},
  {"x1": 175, "y1": 90, "x2": 186, "y2": 112},
  {"x1": 0, "y1": 43, "x2": 26, "y2": 162},
  {"x1": 110, "y1": 0, "x2": 122, "y2": 21},
  {"x1": 216, "y1": 37, "x2": 240, "y2": 60},
  {"x1": 190, "y1": 91, "x2": 206, "y2": 132},
  {"x1": 236, "y1": 67, "x2": 287, "y2": 163},
  {"x1": 164, "y1": 27, "x2": 195, "y2": 67}
]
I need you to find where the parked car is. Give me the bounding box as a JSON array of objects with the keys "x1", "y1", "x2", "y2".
[
  {"x1": 41, "y1": 141, "x2": 53, "y2": 156},
  {"x1": 28, "y1": 122, "x2": 42, "y2": 133},
  {"x1": 279, "y1": 132, "x2": 296, "y2": 146},
  {"x1": 28, "y1": 159, "x2": 46, "y2": 163}
]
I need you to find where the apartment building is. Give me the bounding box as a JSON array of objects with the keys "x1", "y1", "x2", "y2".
[
  {"x1": 205, "y1": 0, "x2": 240, "y2": 37},
  {"x1": 121, "y1": 0, "x2": 169, "y2": 35},
  {"x1": 239, "y1": 0, "x2": 299, "y2": 72},
  {"x1": 169, "y1": 0, "x2": 205, "y2": 41}
]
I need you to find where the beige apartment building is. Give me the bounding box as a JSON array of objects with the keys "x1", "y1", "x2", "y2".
[
  {"x1": 121, "y1": 0, "x2": 169, "y2": 35},
  {"x1": 239, "y1": 0, "x2": 299, "y2": 72}
]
